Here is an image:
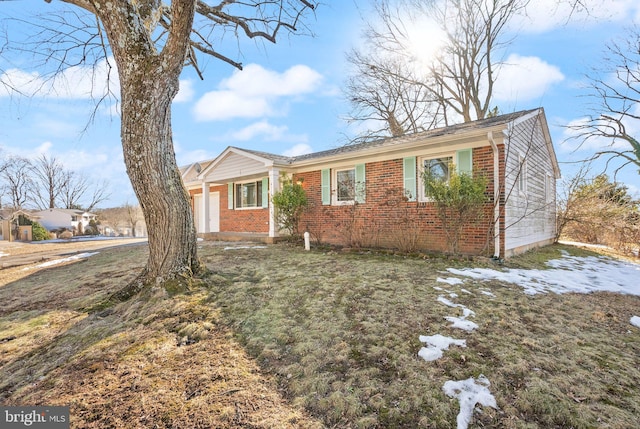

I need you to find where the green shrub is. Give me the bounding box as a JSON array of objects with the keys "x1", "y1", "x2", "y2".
[
  {"x1": 272, "y1": 175, "x2": 308, "y2": 236},
  {"x1": 31, "y1": 221, "x2": 50, "y2": 241},
  {"x1": 422, "y1": 167, "x2": 488, "y2": 254}
]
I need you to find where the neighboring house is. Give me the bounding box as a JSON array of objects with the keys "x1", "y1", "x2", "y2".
[
  {"x1": 34, "y1": 208, "x2": 98, "y2": 235},
  {"x1": 0, "y1": 209, "x2": 40, "y2": 241},
  {"x1": 182, "y1": 108, "x2": 560, "y2": 257}
]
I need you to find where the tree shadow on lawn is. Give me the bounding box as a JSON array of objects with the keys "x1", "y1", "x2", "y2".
[{"x1": 0, "y1": 244, "x2": 322, "y2": 429}]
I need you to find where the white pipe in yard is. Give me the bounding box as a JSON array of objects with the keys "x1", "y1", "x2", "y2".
[
  {"x1": 304, "y1": 231, "x2": 310, "y2": 251},
  {"x1": 488, "y1": 131, "x2": 501, "y2": 259}
]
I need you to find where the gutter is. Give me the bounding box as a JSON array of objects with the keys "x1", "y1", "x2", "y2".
[{"x1": 487, "y1": 131, "x2": 500, "y2": 258}]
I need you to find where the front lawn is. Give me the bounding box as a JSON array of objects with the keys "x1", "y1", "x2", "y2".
[
  {"x1": 204, "y1": 243, "x2": 640, "y2": 428},
  {"x1": 1, "y1": 242, "x2": 639, "y2": 428}
]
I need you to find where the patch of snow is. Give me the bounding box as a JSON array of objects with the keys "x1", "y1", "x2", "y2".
[
  {"x1": 460, "y1": 289, "x2": 472, "y2": 295},
  {"x1": 418, "y1": 334, "x2": 466, "y2": 362},
  {"x1": 438, "y1": 296, "x2": 477, "y2": 331},
  {"x1": 443, "y1": 375, "x2": 497, "y2": 429},
  {"x1": 480, "y1": 290, "x2": 496, "y2": 298},
  {"x1": 433, "y1": 286, "x2": 444, "y2": 291},
  {"x1": 23, "y1": 252, "x2": 100, "y2": 270},
  {"x1": 445, "y1": 316, "x2": 479, "y2": 331},
  {"x1": 437, "y1": 296, "x2": 461, "y2": 308},
  {"x1": 447, "y1": 254, "x2": 640, "y2": 296},
  {"x1": 437, "y1": 276, "x2": 464, "y2": 286},
  {"x1": 631, "y1": 316, "x2": 640, "y2": 328},
  {"x1": 223, "y1": 245, "x2": 268, "y2": 251}
]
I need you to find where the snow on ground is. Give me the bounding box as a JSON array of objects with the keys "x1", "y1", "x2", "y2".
[
  {"x1": 438, "y1": 276, "x2": 464, "y2": 286},
  {"x1": 418, "y1": 334, "x2": 466, "y2": 362},
  {"x1": 22, "y1": 252, "x2": 100, "y2": 270},
  {"x1": 437, "y1": 295, "x2": 479, "y2": 331},
  {"x1": 443, "y1": 375, "x2": 498, "y2": 429},
  {"x1": 631, "y1": 316, "x2": 640, "y2": 328},
  {"x1": 447, "y1": 253, "x2": 640, "y2": 296}
]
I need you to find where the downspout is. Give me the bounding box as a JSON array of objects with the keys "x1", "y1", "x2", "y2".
[{"x1": 487, "y1": 131, "x2": 500, "y2": 259}]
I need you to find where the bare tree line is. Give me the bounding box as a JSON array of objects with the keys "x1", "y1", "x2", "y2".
[{"x1": 0, "y1": 150, "x2": 110, "y2": 211}]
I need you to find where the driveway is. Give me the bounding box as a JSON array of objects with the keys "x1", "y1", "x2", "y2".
[{"x1": 0, "y1": 237, "x2": 148, "y2": 269}]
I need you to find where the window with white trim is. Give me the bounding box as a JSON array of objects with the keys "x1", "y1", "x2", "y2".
[
  {"x1": 546, "y1": 173, "x2": 554, "y2": 203},
  {"x1": 517, "y1": 154, "x2": 527, "y2": 194},
  {"x1": 235, "y1": 180, "x2": 263, "y2": 209},
  {"x1": 419, "y1": 155, "x2": 453, "y2": 201},
  {"x1": 335, "y1": 168, "x2": 356, "y2": 203}
]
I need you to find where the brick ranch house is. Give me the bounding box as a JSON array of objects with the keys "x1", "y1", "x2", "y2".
[{"x1": 181, "y1": 108, "x2": 560, "y2": 257}]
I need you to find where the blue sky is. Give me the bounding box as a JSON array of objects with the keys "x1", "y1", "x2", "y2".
[{"x1": 1, "y1": 0, "x2": 639, "y2": 208}]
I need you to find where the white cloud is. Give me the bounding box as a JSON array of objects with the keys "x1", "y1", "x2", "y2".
[
  {"x1": 560, "y1": 116, "x2": 636, "y2": 153},
  {"x1": 493, "y1": 54, "x2": 565, "y2": 102},
  {"x1": 194, "y1": 90, "x2": 272, "y2": 121},
  {"x1": 282, "y1": 143, "x2": 313, "y2": 157},
  {"x1": 515, "y1": 0, "x2": 640, "y2": 34},
  {"x1": 230, "y1": 121, "x2": 289, "y2": 141},
  {"x1": 193, "y1": 63, "x2": 323, "y2": 122},
  {"x1": 174, "y1": 79, "x2": 195, "y2": 103},
  {"x1": 0, "y1": 57, "x2": 119, "y2": 100}
]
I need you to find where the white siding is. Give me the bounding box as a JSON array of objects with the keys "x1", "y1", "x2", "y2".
[
  {"x1": 203, "y1": 153, "x2": 268, "y2": 182},
  {"x1": 504, "y1": 114, "x2": 557, "y2": 255}
]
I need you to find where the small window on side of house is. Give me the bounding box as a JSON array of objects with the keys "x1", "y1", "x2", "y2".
[{"x1": 517, "y1": 155, "x2": 527, "y2": 194}]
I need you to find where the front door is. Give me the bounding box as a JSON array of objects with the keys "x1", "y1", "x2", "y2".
[{"x1": 194, "y1": 192, "x2": 220, "y2": 233}]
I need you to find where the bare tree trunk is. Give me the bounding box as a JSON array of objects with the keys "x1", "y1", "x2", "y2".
[
  {"x1": 94, "y1": 0, "x2": 203, "y2": 292},
  {"x1": 121, "y1": 75, "x2": 201, "y2": 284}
]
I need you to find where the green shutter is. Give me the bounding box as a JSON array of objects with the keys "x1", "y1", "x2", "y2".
[
  {"x1": 456, "y1": 149, "x2": 473, "y2": 175},
  {"x1": 355, "y1": 163, "x2": 366, "y2": 203},
  {"x1": 261, "y1": 178, "x2": 269, "y2": 208},
  {"x1": 227, "y1": 183, "x2": 234, "y2": 210},
  {"x1": 321, "y1": 169, "x2": 330, "y2": 205},
  {"x1": 403, "y1": 157, "x2": 416, "y2": 202}
]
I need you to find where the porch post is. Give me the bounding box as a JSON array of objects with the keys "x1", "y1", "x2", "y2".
[
  {"x1": 268, "y1": 169, "x2": 280, "y2": 238},
  {"x1": 201, "y1": 182, "x2": 210, "y2": 233}
]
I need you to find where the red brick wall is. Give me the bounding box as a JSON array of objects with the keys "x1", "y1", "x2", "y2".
[
  {"x1": 296, "y1": 147, "x2": 498, "y2": 255},
  {"x1": 189, "y1": 184, "x2": 269, "y2": 233}
]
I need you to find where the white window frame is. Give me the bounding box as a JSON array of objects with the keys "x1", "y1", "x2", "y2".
[
  {"x1": 332, "y1": 167, "x2": 356, "y2": 205},
  {"x1": 418, "y1": 154, "x2": 454, "y2": 202},
  {"x1": 518, "y1": 154, "x2": 528, "y2": 196},
  {"x1": 235, "y1": 179, "x2": 263, "y2": 210},
  {"x1": 545, "y1": 173, "x2": 554, "y2": 204}
]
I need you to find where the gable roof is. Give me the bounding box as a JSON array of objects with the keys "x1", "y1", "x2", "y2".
[{"x1": 183, "y1": 108, "x2": 559, "y2": 181}]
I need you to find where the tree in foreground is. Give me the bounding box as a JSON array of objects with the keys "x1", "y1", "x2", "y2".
[{"x1": 7, "y1": 1, "x2": 317, "y2": 294}]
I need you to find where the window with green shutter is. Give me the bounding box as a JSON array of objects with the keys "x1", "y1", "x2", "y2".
[
  {"x1": 355, "y1": 163, "x2": 366, "y2": 203},
  {"x1": 321, "y1": 169, "x2": 331, "y2": 205},
  {"x1": 403, "y1": 157, "x2": 416, "y2": 202},
  {"x1": 456, "y1": 148, "x2": 473, "y2": 175}
]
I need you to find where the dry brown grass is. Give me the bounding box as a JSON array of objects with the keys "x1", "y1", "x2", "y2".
[
  {"x1": 0, "y1": 243, "x2": 322, "y2": 428},
  {"x1": 2, "y1": 241, "x2": 639, "y2": 428}
]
